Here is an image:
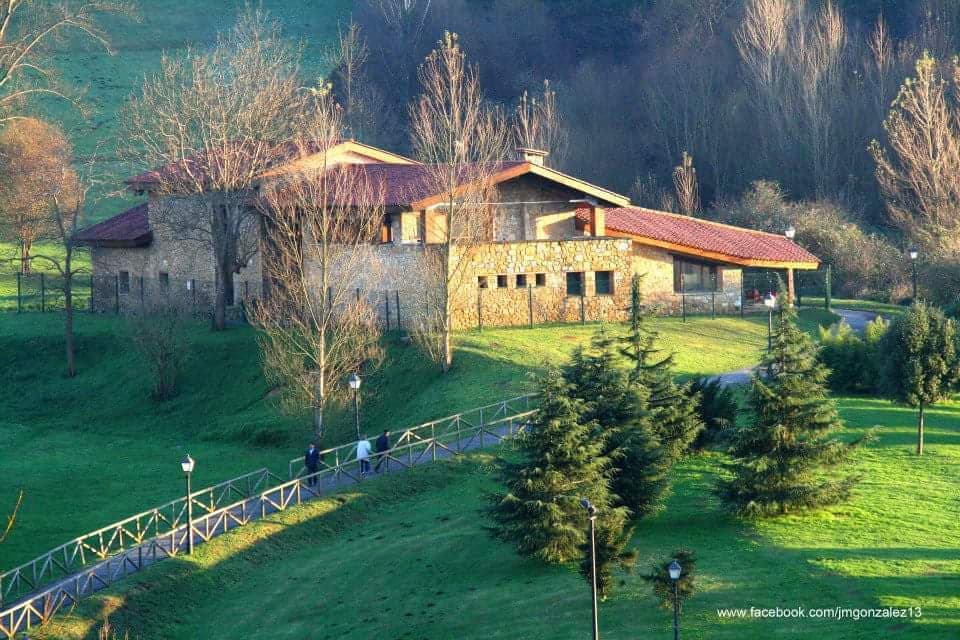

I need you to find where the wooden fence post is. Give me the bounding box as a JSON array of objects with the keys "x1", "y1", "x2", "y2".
[
  {"x1": 40, "y1": 272, "x2": 46, "y2": 312},
  {"x1": 139, "y1": 275, "x2": 145, "y2": 309},
  {"x1": 395, "y1": 290, "x2": 401, "y2": 335},
  {"x1": 16, "y1": 271, "x2": 21, "y2": 313},
  {"x1": 115, "y1": 275, "x2": 120, "y2": 314},
  {"x1": 579, "y1": 290, "x2": 585, "y2": 324},
  {"x1": 740, "y1": 271, "x2": 745, "y2": 318},
  {"x1": 527, "y1": 284, "x2": 533, "y2": 328},
  {"x1": 477, "y1": 287, "x2": 483, "y2": 332},
  {"x1": 385, "y1": 290, "x2": 391, "y2": 331}
]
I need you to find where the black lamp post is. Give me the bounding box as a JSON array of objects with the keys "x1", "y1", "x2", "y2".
[
  {"x1": 348, "y1": 372, "x2": 362, "y2": 440},
  {"x1": 180, "y1": 454, "x2": 195, "y2": 555},
  {"x1": 909, "y1": 247, "x2": 919, "y2": 301},
  {"x1": 668, "y1": 559, "x2": 682, "y2": 640},
  {"x1": 763, "y1": 292, "x2": 777, "y2": 351},
  {"x1": 580, "y1": 498, "x2": 600, "y2": 640}
]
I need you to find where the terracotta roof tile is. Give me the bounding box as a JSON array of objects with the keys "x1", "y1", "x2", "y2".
[
  {"x1": 75, "y1": 203, "x2": 151, "y2": 246},
  {"x1": 593, "y1": 206, "x2": 820, "y2": 266}
]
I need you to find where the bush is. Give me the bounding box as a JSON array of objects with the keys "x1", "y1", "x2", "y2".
[
  {"x1": 128, "y1": 307, "x2": 191, "y2": 401},
  {"x1": 690, "y1": 377, "x2": 737, "y2": 448},
  {"x1": 644, "y1": 549, "x2": 697, "y2": 611},
  {"x1": 817, "y1": 317, "x2": 888, "y2": 394}
]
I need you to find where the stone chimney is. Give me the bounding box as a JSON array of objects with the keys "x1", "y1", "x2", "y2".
[
  {"x1": 591, "y1": 207, "x2": 606, "y2": 237},
  {"x1": 516, "y1": 147, "x2": 549, "y2": 167}
]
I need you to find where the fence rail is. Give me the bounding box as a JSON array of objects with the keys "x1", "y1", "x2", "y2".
[
  {"x1": 0, "y1": 467, "x2": 280, "y2": 609},
  {"x1": 0, "y1": 396, "x2": 538, "y2": 639}
]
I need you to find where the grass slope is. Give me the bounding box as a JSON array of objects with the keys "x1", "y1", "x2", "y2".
[
  {"x1": 0, "y1": 310, "x2": 833, "y2": 568},
  {"x1": 34, "y1": 396, "x2": 960, "y2": 639}
]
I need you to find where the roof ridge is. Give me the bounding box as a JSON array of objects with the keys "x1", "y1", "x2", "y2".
[{"x1": 617, "y1": 206, "x2": 796, "y2": 242}]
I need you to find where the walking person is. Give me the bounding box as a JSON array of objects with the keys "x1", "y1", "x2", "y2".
[
  {"x1": 374, "y1": 430, "x2": 391, "y2": 473},
  {"x1": 304, "y1": 442, "x2": 320, "y2": 487},
  {"x1": 356, "y1": 435, "x2": 372, "y2": 476}
]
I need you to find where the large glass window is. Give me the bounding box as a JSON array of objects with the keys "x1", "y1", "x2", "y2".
[{"x1": 673, "y1": 258, "x2": 722, "y2": 292}]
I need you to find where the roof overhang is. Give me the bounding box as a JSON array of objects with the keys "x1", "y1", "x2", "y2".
[
  {"x1": 75, "y1": 231, "x2": 153, "y2": 249},
  {"x1": 609, "y1": 229, "x2": 820, "y2": 270},
  {"x1": 409, "y1": 162, "x2": 631, "y2": 210}
]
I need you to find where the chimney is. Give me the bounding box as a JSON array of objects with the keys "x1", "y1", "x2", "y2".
[
  {"x1": 591, "y1": 207, "x2": 606, "y2": 237},
  {"x1": 516, "y1": 147, "x2": 549, "y2": 167}
]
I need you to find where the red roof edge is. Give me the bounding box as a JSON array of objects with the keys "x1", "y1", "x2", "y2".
[{"x1": 75, "y1": 203, "x2": 152, "y2": 248}]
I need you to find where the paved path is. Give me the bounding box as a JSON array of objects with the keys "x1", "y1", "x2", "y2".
[
  {"x1": 711, "y1": 307, "x2": 879, "y2": 387},
  {"x1": 0, "y1": 420, "x2": 525, "y2": 638}
]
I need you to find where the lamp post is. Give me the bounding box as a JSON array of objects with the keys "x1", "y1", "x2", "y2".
[
  {"x1": 580, "y1": 498, "x2": 600, "y2": 640},
  {"x1": 908, "y1": 246, "x2": 919, "y2": 301},
  {"x1": 784, "y1": 225, "x2": 796, "y2": 240},
  {"x1": 763, "y1": 292, "x2": 777, "y2": 351},
  {"x1": 180, "y1": 455, "x2": 195, "y2": 555},
  {"x1": 668, "y1": 559, "x2": 682, "y2": 640},
  {"x1": 348, "y1": 372, "x2": 362, "y2": 440}
]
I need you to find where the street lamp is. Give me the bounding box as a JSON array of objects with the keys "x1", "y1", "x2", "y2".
[
  {"x1": 348, "y1": 372, "x2": 362, "y2": 440},
  {"x1": 668, "y1": 559, "x2": 682, "y2": 640},
  {"x1": 908, "y1": 247, "x2": 919, "y2": 300},
  {"x1": 784, "y1": 225, "x2": 796, "y2": 240},
  {"x1": 180, "y1": 455, "x2": 195, "y2": 555},
  {"x1": 763, "y1": 292, "x2": 778, "y2": 351},
  {"x1": 580, "y1": 498, "x2": 600, "y2": 640}
]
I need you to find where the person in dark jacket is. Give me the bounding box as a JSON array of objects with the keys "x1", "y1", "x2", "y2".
[
  {"x1": 374, "y1": 430, "x2": 390, "y2": 472},
  {"x1": 304, "y1": 442, "x2": 320, "y2": 487}
]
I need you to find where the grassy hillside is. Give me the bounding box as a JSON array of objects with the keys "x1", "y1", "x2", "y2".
[
  {"x1": 35, "y1": 396, "x2": 960, "y2": 639},
  {"x1": 0, "y1": 310, "x2": 833, "y2": 568},
  {"x1": 30, "y1": 0, "x2": 351, "y2": 225}
]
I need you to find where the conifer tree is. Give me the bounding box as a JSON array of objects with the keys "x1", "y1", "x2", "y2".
[
  {"x1": 620, "y1": 274, "x2": 702, "y2": 462},
  {"x1": 716, "y1": 307, "x2": 869, "y2": 516},
  {"x1": 880, "y1": 303, "x2": 959, "y2": 455},
  {"x1": 488, "y1": 370, "x2": 618, "y2": 563},
  {"x1": 564, "y1": 329, "x2": 634, "y2": 429}
]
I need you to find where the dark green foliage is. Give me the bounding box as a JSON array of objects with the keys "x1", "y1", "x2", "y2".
[
  {"x1": 621, "y1": 274, "x2": 703, "y2": 461},
  {"x1": 563, "y1": 330, "x2": 634, "y2": 429},
  {"x1": 609, "y1": 393, "x2": 672, "y2": 517},
  {"x1": 690, "y1": 377, "x2": 738, "y2": 448},
  {"x1": 488, "y1": 370, "x2": 617, "y2": 563},
  {"x1": 880, "y1": 303, "x2": 960, "y2": 455},
  {"x1": 817, "y1": 317, "x2": 888, "y2": 394},
  {"x1": 717, "y1": 308, "x2": 868, "y2": 517},
  {"x1": 644, "y1": 549, "x2": 697, "y2": 611},
  {"x1": 578, "y1": 512, "x2": 637, "y2": 600}
]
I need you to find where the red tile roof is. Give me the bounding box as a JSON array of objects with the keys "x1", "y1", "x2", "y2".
[
  {"x1": 342, "y1": 162, "x2": 526, "y2": 206},
  {"x1": 75, "y1": 203, "x2": 151, "y2": 247},
  {"x1": 595, "y1": 206, "x2": 820, "y2": 267}
]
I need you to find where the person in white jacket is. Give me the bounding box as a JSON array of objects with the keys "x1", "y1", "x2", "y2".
[{"x1": 356, "y1": 435, "x2": 372, "y2": 476}]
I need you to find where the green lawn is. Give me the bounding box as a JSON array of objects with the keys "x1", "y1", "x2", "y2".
[
  {"x1": 0, "y1": 311, "x2": 834, "y2": 569},
  {"x1": 802, "y1": 298, "x2": 906, "y2": 316},
  {"x1": 32, "y1": 395, "x2": 960, "y2": 639},
  {"x1": 0, "y1": 244, "x2": 93, "y2": 311}
]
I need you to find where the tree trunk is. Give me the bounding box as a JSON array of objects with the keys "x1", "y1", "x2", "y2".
[
  {"x1": 21, "y1": 241, "x2": 31, "y2": 275},
  {"x1": 917, "y1": 401, "x2": 925, "y2": 456},
  {"x1": 63, "y1": 257, "x2": 76, "y2": 378},
  {"x1": 213, "y1": 262, "x2": 229, "y2": 331},
  {"x1": 313, "y1": 404, "x2": 324, "y2": 442}
]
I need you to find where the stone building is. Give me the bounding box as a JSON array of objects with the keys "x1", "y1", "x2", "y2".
[{"x1": 75, "y1": 140, "x2": 820, "y2": 326}]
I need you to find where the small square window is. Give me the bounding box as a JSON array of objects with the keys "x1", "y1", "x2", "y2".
[
  {"x1": 119, "y1": 271, "x2": 130, "y2": 294},
  {"x1": 535, "y1": 273, "x2": 546, "y2": 287},
  {"x1": 478, "y1": 275, "x2": 489, "y2": 289},
  {"x1": 566, "y1": 272, "x2": 584, "y2": 296},
  {"x1": 159, "y1": 272, "x2": 170, "y2": 288},
  {"x1": 595, "y1": 271, "x2": 613, "y2": 296},
  {"x1": 516, "y1": 274, "x2": 528, "y2": 287},
  {"x1": 497, "y1": 275, "x2": 508, "y2": 288}
]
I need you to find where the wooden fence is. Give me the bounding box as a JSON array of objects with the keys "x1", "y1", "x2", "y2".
[{"x1": 0, "y1": 397, "x2": 537, "y2": 639}]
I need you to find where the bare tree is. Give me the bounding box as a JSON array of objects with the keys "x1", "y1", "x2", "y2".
[
  {"x1": 408, "y1": 32, "x2": 510, "y2": 372},
  {"x1": 327, "y1": 20, "x2": 371, "y2": 140},
  {"x1": 251, "y1": 91, "x2": 385, "y2": 442},
  {"x1": 513, "y1": 79, "x2": 568, "y2": 168},
  {"x1": 673, "y1": 151, "x2": 700, "y2": 215},
  {"x1": 870, "y1": 52, "x2": 960, "y2": 254},
  {"x1": 122, "y1": 7, "x2": 311, "y2": 330},
  {"x1": 0, "y1": 118, "x2": 67, "y2": 272},
  {"x1": 0, "y1": 0, "x2": 134, "y2": 121},
  {"x1": 128, "y1": 305, "x2": 191, "y2": 401}
]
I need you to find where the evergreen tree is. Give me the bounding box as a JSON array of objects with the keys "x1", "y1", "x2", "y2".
[
  {"x1": 880, "y1": 303, "x2": 960, "y2": 455},
  {"x1": 488, "y1": 370, "x2": 618, "y2": 563},
  {"x1": 563, "y1": 329, "x2": 634, "y2": 429},
  {"x1": 610, "y1": 392, "x2": 672, "y2": 517},
  {"x1": 579, "y1": 510, "x2": 637, "y2": 600},
  {"x1": 716, "y1": 307, "x2": 869, "y2": 516},
  {"x1": 620, "y1": 274, "x2": 703, "y2": 462}
]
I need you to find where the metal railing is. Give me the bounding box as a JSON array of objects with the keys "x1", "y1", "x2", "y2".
[
  {"x1": 0, "y1": 397, "x2": 538, "y2": 639},
  {"x1": 287, "y1": 394, "x2": 535, "y2": 479},
  {"x1": 0, "y1": 468, "x2": 280, "y2": 609}
]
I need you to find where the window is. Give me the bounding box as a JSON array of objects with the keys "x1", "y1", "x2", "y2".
[
  {"x1": 478, "y1": 275, "x2": 489, "y2": 289},
  {"x1": 535, "y1": 273, "x2": 546, "y2": 287},
  {"x1": 516, "y1": 274, "x2": 528, "y2": 288},
  {"x1": 673, "y1": 258, "x2": 722, "y2": 292},
  {"x1": 497, "y1": 274, "x2": 508, "y2": 288},
  {"x1": 159, "y1": 272, "x2": 169, "y2": 289},
  {"x1": 379, "y1": 213, "x2": 394, "y2": 244},
  {"x1": 595, "y1": 271, "x2": 613, "y2": 295},
  {"x1": 566, "y1": 271, "x2": 584, "y2": 296},
  {"x1": 119, "y1": 271, "x2": 129, "y2": 294}
]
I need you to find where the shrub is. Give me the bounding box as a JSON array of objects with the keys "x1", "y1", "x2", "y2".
[
  {"x1": 644, "y1": 548, "x2": 697, "y2": 611},
  {"x1": 690, "y1": 377, "x2": 737, "y2": 448},
  {"x1": 128, "y1": 307, "x2": 191, "y2": 401},
  {"x1": 817, "y1": 317, "x2": 888, "y2": 394}
]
